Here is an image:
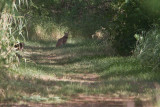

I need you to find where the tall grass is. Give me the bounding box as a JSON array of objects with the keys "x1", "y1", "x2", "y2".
[
  {"x1": 26, "y1": 16, "x2": 69, "y2": 41},
  {"x1": 0, "y1": 0, "x2": 29, "y2": 68}
]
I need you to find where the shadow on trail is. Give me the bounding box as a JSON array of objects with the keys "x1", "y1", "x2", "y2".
[
  {"x1": 0, "y1": 100, "x2": 154, "y2": 107},
  {"x1": 23, "y1": 40, "x2": 160, "y2": 81},
  {"x1": 16, "y1": 41, "x2": 160, "y2": 107},
  {"x1": 25, "y1": 46, "x2": 56, "y2": 51},
  {"x1": 0, "y1": 71, "x2": 156, "y2": 107},
  {"x1": 25, "y1": 40, "x2": 110, "y2": 66}
]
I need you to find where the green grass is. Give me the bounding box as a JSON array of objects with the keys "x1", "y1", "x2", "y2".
[{"x1": 0, "y1": 39, "x2": 159, "y2": 105}]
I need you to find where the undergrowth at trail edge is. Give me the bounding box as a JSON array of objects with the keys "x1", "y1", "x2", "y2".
[{"x1": 0, "y1": 39, "x2": 159, "y2": 105}]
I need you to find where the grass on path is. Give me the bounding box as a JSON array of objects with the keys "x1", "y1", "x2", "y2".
[{"x1": 0, "y1": 39, "x2": 160, "y2": 106}]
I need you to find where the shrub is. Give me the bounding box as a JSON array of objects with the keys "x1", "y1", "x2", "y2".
[
  {"x1": 0, "y1": 0, "x2": 28, "y2": 68},
  {"x1": 24, "y1": 0, "x2": 112, "y2": 40},
  {"x1": 134, "y1": 28, "x2": 160, "y2": 71},
  {"x1": 110, "y1": 0, "x2": 160, "y2": 55}
]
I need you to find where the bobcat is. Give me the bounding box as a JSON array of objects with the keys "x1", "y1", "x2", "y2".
[{"x1": 56, "y1": 32, "x2": 69, "y2": 47}]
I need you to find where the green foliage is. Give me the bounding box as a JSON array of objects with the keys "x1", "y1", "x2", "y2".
[
  {"x1": 23, "y1": 0, "x2": 113, "y2": 40},
  {"x1": 134, "y1": 28, "x2": 160, "y2": 71},
  {"x1": 1, "y1": 0, "x2": 160, "y2": 104},
  {"x1": 110, "y1": 0, "x2": 160, "y2": 55},
  {"x1": 24, "y1": 0, "x2": 160, "y2": 56},
  {"x1": 0, "y1": 0, "x2": 28, "y2": 68}
]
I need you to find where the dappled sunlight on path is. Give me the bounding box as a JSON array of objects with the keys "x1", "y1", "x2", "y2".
[{"x1": 9, "y1": 45, "x2": 158, "y2": 107}]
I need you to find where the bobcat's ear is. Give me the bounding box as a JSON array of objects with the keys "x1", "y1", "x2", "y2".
[{"x1": 64, "y1": 31, "x2": 69, "y2": 35}]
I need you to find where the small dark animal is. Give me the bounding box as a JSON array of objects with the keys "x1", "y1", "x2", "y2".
[
  {"x1": 14, "y1": 42, "x2": 24, "y2": 60},
  {"x1": 14, "y1": 42, "x2": 24, "y2": 51},
  {"x1": 56, "y1": 32, "x2": 69, "y2": 47}
]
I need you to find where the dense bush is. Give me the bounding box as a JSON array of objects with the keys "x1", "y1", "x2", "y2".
[
  {"x1": 134, "y1": 28, "x2": 160, "y2": 71},
  {"x1": 23, "y1": 0, "x2": 113, "y2": 40},
  {"x1": 0, "y1": 0, "x2": 28, "y2": 68},
  {"x1": 23, "y1": 0, "x2": 160, "y2": 56},
  {"x1": 110, "y1": 0, "x2": 160, "y2": 55}
]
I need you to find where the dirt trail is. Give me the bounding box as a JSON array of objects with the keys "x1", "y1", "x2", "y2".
[
  {"x1": 24, "y1": 46, "x2": 101, "y2": 83},
  {"x1": 5, "y1": 46, "x2": 155, "y2": 107},
  {"x1": 1, "y1": 96, "x2": 153, "y2": 107}
]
